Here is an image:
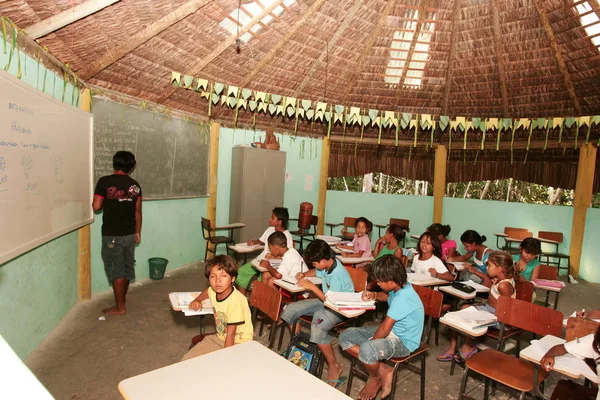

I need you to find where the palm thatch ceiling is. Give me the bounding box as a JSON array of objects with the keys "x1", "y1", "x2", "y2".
[{"x1": 2, "y1": 0, "x2": 600, "y2": 188}]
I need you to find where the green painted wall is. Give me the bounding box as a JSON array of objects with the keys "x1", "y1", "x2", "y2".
[
  {"x1": 216, "y1": 128, "x2": 321, "y2": 226},
  {"x1": 324, "y1": 191, "x2": 433, "y2": 240},
  {"x1": 0, "y1": 43, "x2": 81, "y2": 358},
  {"x1": 581, "y1": 208, "x2": 600, "y2": 282},
  {"x1": 90, "y1": 198, "x2": 207, "y2": 293}
]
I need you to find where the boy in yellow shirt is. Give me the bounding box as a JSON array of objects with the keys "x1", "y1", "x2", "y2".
[{"x1": 182, "y1": 255, "x2": 254, "y2": 360}]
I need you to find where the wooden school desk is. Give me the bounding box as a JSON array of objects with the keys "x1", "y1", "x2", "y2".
[
  {"x1": 274, "y1": 277, "x2": 322, "y2": 301},
  {"x1": 228, "y1": 243, "x2": 264, "y2": 263},
  {"x1": 439, "y1": 314, "x2": 489, "y2": 376},
  {"x1": 533, "y1": 280, "x2": 563, "y2": 310},
  {"x1": 406, "y1": 273, "x2": 449, "y2": 287},
  {"x1": 118, "y1": 341, "x2": 352, "y2": 400},
  {"x1": 336, "y1": 255, "x2": 374, "y2": 265}
]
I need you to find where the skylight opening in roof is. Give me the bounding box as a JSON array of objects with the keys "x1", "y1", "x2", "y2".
[
  {"x1": 385, "y1": 10, "x2": 435, "y2": 89},
  {"x1": 219, "y1": 0, "x2": 296, "y2": 43},
  {"x1": 574, "y1": 1, "x2": 600, "y2": 49}
]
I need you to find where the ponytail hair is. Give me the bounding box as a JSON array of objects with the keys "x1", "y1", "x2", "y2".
[
  {"x1": 427, "y1": 223, "x2": 451, "y2": 238},
  {"x1": 487, "y1": 250, "x2": 519, "y2": 280},
  {"x1": 460, "y1": 230, "x2": 487, "y2": 245},
  {"x1": 387, "y1": 223, "x2": 406, "y2": 242}
]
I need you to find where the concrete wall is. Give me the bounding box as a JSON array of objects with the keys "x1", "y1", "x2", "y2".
[{"x1": 581, "y1": 208, "x2": 600, "y2": 282}]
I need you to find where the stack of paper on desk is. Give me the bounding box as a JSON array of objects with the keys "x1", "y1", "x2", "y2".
[
  {"x1": 325, "y1": 291, "x2": 376, "y2": 310},
  {"x1": 168, "y1": 292, "x2": 214, "y2": 316},
  {"x1": 443, "y1": 306, "x2": 497, "y2": 329},
  {"x1": 533, "y1": 279, "x2": 566, "y2": 288}
]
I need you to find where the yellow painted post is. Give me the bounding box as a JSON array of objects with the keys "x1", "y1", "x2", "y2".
[
  {"x1": 432, "y1": 145, "x2": 447, "y2": 223},
  {"x1": 569, "y1": 142, "x2": 597, "y2": 278},
  {"x1": 78, "y1": 88, "x2": 92, "y2": 301},
  {"x1": 206, "y1": 122, "x2": 220, "y2": 259},
  {"x1": 317, "y1": 137, "x2": 330, "y2": 235}
]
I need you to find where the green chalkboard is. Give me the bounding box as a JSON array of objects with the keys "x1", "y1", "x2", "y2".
[{"x1": 92, "y1": 97, "x2": 209, "y2": 199}]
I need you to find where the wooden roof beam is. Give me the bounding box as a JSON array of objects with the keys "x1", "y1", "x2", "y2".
[
  {"x1": 340, "y1": 0, "x2": 395, "y2": 104},
  {"x1": 239, "y1": 0, "x2": 328, "y2": 89},
  {"x1": 160, "y1": 0, "x2": 287, "y2": 103},
  {"x1": 25, "y1": 0, "x2": 121, "y2": 39},
  {"x1": 591, "y1": 1, "x2": 600, "y2": 17},
  {"x1": 79, "y1": 0, "x2": 212, "y2": 80},
  {"x1": 292, "y1": 0, "x2": 364, "y2": 97},
  {"x1": 491, "y1": 0, "x2": 509, "y2": 117},
  {"x1": 441, "y1": 0, "x2": 462, "y2": 115},
  {"x1": 394, "y1": 0, "x2": 430, "y2": 98},
  {"x1": 533, "y1": 0, "x2": 583, "y2": 115}
]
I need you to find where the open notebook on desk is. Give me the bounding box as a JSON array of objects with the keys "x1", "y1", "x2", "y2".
[
  {"x1": 251, "y1": 258, "x2": 283, "y2": 271},
  {"x1": 168, "y1": 292, "x2": 214, "y2": 316},
  {"x1": 443, "y1": 306, "x2": 497, "y2": 330},
  {"x1": 521, "y1": 335, "x2": 600, "y2": 383},
  {"x1": 325, "y1": 291, "x2": 375, "y2": 310}
]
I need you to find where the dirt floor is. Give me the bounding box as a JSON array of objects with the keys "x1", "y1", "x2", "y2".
[{"x1": 24, "y1": 263, "x2": 600, "y2": 400}]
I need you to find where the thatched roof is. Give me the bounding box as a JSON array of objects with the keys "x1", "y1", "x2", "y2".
[{"x1": 2, "y1": 0, "x2": 600, "y2": 187}]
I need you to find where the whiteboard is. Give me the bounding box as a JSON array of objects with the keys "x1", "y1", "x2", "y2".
[{"x1": 0, "y1": 69, "x2": 93, "y2": 265}]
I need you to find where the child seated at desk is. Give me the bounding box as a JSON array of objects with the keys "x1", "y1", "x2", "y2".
[
  {"x1": 427, "y1": 223, "x2": 457, "y2": 261},
  {"x1": 280, "y1": 239, "x2": 354, "y2": 387},
  {"x1": 339, "y1": 255, "x2": 424, "y2": 400},
  {"x1": 182, "y1": 255, "x2": 254, "y2": 360},
  {"x1": 541, "y1": 324, "x2": 600, "y2": 390},
  {"x1": 447, "y1": 230, "x2": 492, "y2": 284},
  {"x1": 513, "y1": 237, "x2": 542, "y2": 281},
  {"x1": 260, "y1": 231, "x2": 306, "y2": 289},
  {"x1": 412, "y1": 232, "x2": 454, "y2": 282},
  {"x1": 438, "y1": 251, "x2": 517, "y2": 362},
  {"x1": 373, "y1": 223, "x2": 410, "y2": 261},
  {"x1": 336, "y1": 217, "x2": 373, "y2": 270},
  {"x1": 236, "y1": 207, "x2": 294, "y2": 295}
]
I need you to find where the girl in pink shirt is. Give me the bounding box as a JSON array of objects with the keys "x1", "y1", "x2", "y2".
[
  {"x1": 336, "y1": 217, "x2": 373, "y2": 270},
  {"x1": 427, "y1": 223, "x2": 457, "y2": 261}
]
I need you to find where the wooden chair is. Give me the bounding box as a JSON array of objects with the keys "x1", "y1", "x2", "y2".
[
  {"x1": 249, "y1": 281, "x2": 283, "y2": 349},
  {"x1": 457, "y1": 297, "x2": 563, "y2": 400},
  {"x1": 565, "y1": 316, "x2": 600, "y2": 342},
  {"x1": 290, "y1": 215, "x2": 318, "y2": 253},
  {"x1": 537, "y1": 264, "x2": 561, "y2": 308},
  {"x1": 375, "y1": 218, "x2": 410, "y2": 246},
  {"x1": 346, "y1": 285, "x2": 443, "y2": 400},
  {"x1": 484, "y1": 281, "x2": 534, "y2": 354},
  {"x1": 538, "y1": 231, "x2": 571, "y2": 281},
  {"x1": 503, "y1": 227, "x2": 533, "y2": 254},
  {"x1": 201, "y1": 217, "x2": 234, "y2": 261}
]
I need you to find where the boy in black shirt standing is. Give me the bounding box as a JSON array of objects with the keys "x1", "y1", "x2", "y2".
[{"x1": 93, "y1": 151, "x2": 142, "y2": 315}]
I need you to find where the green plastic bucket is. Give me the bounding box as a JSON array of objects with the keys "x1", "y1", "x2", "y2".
[{"x1": 148, "y1": 257, "x2": 169, "y2": 280}]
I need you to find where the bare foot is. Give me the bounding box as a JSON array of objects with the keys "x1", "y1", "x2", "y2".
[
  {"x1": 327, "y1": 362, "x2": 343, "y2": 387},
  {"x1": 102, "y1": 305, "x2": 126, "y2": 315},
  {"x1": 379, "y1": 363, "x2": 394, "y2": 398},
  {"x1": 358, "y1": 376, "x2": 382, "y2": 400}
]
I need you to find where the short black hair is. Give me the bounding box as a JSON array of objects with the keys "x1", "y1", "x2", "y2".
[
  {"x1": 204, "y1": 255, "x2": 238, "y2": 279},
  {"x1": 267, "y1": 231, "x2": 288, "y2": 248},
  {"x1": 272, "y1": 207, "x2": 289, "y2": 229},
  {"x1": 355, "y1": 217, "x2": 373, "y2": 233},
  {"x1": 520, "y1": 237, "x2": 541, "y2": 255},
  {"x1": 369, "y1": 255, "x2": 407, "y2": 286},
  {"x1": 113, "y1": 151, "x2": 136, "y2": 173},
  {"x1": 460, "y1": 230, "x2": 487, "y2": 245},
  {"x1": 418, "y1": 232, "x2": 443, "y2": 259},
  {"x1": 303, "y1": 239, "x2": 333, "y2": 265}
]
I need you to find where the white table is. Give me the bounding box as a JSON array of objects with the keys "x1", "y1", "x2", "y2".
[
  {"x1": 439, "y1": 285, "x2": 477, "y2": 300},
  {"x1": 440, "y1": 314, "x2": 489, "y2": 376},
  {"x1": 406, "y1": 273, "x2": 449, "y2": 287},
  {"x1": 336, "y1": 255, "x2": 374, "y2": 265},
  {"x1": 215, "y1": 222, "x2": 246, "y2": 230},
  {"x1": 118, "y1": 341, "x2": 351, "y2": 400},
  {"x1": 532, "y1": 280, "x2": 563, "y2": 310},
  {"x1": 228, "y1": 243, "x2": 264, "y2": 263}
]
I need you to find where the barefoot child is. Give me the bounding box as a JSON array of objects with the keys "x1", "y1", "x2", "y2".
[
  {"x1": 339, "y1": 255, "x2": 424, "y2": 400},
  {"x1": 280, "y1": 239, "x2": 354, "y2": 388},
  {"x1": 260, "y1": 231, "x2": 306, "y2": 289},
  {"x1": 92, "y1": 151, "x2": 142, "y2": 315},
  {"x1": 182, "y1": 255, "x2": 254, "y2": 360},
  {"x1": 236, "y1": 207, "x2": 294, "y2": 295}
]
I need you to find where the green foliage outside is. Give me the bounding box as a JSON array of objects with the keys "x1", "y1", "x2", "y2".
[{"x1": 328, "y1": 173, "x2": 600, "y2": 208}]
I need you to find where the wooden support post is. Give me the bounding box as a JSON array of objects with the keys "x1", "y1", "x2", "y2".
[
  {"x1": 78, "y1": 88, "x2": 92, "y2": 301},
  {"x1": 206, "y1": 122, "x2": 220, "y2": 259},
  {"x1": 433, "y1": 145, "x2": 447, "y2": 224},
  {"x1": 317, "y1": 137, "x2": 330, "y2": 235},
  {"x1": 569, "y1": 143, "x2": 597, "y2": 278}
]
